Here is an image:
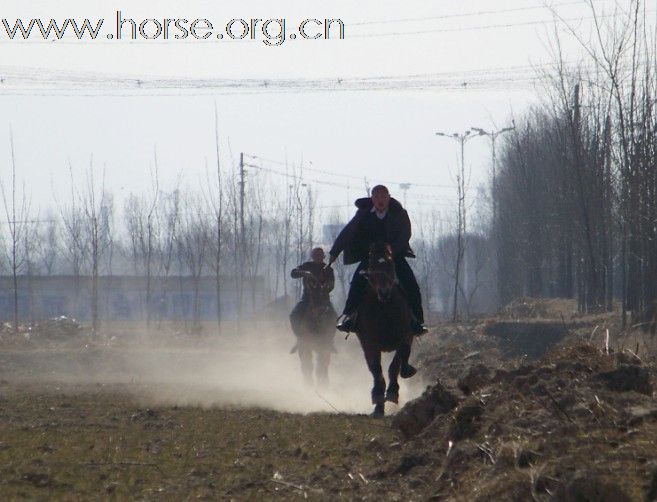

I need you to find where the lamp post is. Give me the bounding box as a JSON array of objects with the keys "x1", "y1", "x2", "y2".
[
  {"x1": 435, "y1": 130, "x2": 479, "y2": 321},
  {"x1": 471, "y1": 126, "x2": 514, "y2": 312},
  {"x1": 470, "y1": 126, "x2": 514, "y2": 224}
]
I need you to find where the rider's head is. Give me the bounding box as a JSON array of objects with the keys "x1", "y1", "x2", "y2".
[
  {"x1": 310, "y1": 247, "x2": 325, "y2": 263},
  {"x1": 371, "y1": 185, "x2": 391, "y2": 212}
]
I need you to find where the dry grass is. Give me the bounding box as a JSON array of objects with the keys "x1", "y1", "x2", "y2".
[
  {"x1": 0, "y1": 382, "x2": 403, "y2": 500},
  {"x1": 3, "y1": 303, "x2": 657, "y2": 500}
]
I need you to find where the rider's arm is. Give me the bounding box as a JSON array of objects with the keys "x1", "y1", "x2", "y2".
[
  {"x1": 325, "y1": 267, "x2": 335, "y2": 292},
  {"x1": 328, "y1": 212, "x2": 360, "y2": 260},
  {"x1": 290, "y1": 262, "x2": 310, "y2": 279},
  {"x1": 391, "y1": 210, "x2": 412, "y2": 257}
]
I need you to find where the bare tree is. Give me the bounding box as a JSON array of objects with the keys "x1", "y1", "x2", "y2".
[
  {"x1": 80, "y1": 162, "x2": 112, "y2": 335},
  {"x1": 38, "y1": 216, "x2": 59, "y2": 275},
  {"x1": 0, "y1": 130, "x2": 30, "y2": 332},
  {"x1": 201, "y1": 105, "x2": 226, "y2": 330},
  {"x1": 56, "y1": 163, "x2": 89, "y2": 315},
  {"x1": 176, "y1": 194, "x2": 209, "y2": 333},
  {"x1": 124, "y1": 156, "x2": 159, "y2": 327}
]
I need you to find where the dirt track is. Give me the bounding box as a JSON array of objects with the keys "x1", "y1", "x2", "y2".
[
  {"x1": 2, "y1": 302, "x2": 657, "y2": 500},
  {"x1": 0, "y1": 329, "x2": 423, "y2": 500},
  {"x1": 0, "y1": 381, "x2": 400, "y2": 500}
]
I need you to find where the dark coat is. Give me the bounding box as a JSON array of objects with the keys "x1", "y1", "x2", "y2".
[
  {"x1": 329, "y1": 197, "x2": 415, "y2": 265},
  {"x1": 290, "y1": 261, "x2": 335, "y2": 302}
]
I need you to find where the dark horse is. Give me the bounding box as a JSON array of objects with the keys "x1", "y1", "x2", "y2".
[
  {"x1": 355, "y1": 242, "x2": 416, "y2": 417},
  {"x1": 289, "y1": 270, "x2": 337, "y2": 388}
]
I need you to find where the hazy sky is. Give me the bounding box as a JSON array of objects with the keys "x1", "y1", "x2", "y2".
[{"x1": 0, "y1": 0, "x2": 637, "y2": 222}]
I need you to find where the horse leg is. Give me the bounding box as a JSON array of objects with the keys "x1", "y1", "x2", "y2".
[
  {"x1": 315, "y1": 348, "x2": 330, "y2": 390},
  {"x1": 298, "y1": 340, "x2": 314, "y2": 387},
  {"x1": 362, "y1": 341, "x2": 386, "y2": 417},
  {"x1": 399, "y1": 337, "x2": 417, "y2": 379},
  {"x1": 386, "y1": 352, "x2": 401, "y2": 404}
]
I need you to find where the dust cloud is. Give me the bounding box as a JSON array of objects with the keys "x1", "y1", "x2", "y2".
[{"x1": 0, "y1": 326, "x2": 426, "y2": 415}]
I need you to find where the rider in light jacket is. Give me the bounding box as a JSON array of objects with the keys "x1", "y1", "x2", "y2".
[{"x1": 289, "y1": 247, "x2": 336, "y2": 334}]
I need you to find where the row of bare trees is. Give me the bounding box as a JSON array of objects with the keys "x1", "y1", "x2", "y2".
[
  {"x1": 493, "y1": 0, "x2": 657, "y2": 325},
  {"x1": 0, "y1": 147, "x2": 328, "y2": 333}
]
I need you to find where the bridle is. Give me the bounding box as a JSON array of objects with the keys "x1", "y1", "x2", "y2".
[
  {"x1": 362, "y1": 243, "x2": 398, "y2": 303},
  {"x1": 304, "y1": 272, "x2": 331, "y2": 324}
]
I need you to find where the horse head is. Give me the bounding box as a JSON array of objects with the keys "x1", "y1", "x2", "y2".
[
  {"x1": 363, "y1": 242, "x2": 397, "y2": 303},
  {"x1": 303, "y1": 271, "x2": 329, "y2": 322}
]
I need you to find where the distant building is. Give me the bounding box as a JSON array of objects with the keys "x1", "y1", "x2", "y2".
[{"x1": 0, "y1": 275, "x2": 265, "y2": 322}]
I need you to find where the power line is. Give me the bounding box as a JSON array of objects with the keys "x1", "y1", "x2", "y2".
[
  {"x1": 0, "y1": 72, "x2": 541, "y2": 93},
  {"x1": 246, "y1": 153, "x2": 487, "y2": 211},
  {"x1": 350, "y1": 1, "x2": 599, "y2": 26},
  {"x1": 247, "y1": 161, "x2": 353, "y2": 189},
  {"x1": 1, "y1": 53, "x2": 642, "y2": 97},
  {"x1": 247, "y1": 153, "x2": 461, "y2": 190},
  {"x1": 0, "y1": 60, "x2": 561, "y2": 83},
  {"x1": 0, "y1": 60, "x2": 583, "y2": 97},
  {"x1": 0, "y1": 56, "x2": 627, "y2": 96},
  {"x1": 350, "y1": 11, "x2": 654, "y2": 39},
  {"x1": 246, "y1": 154, "x2": 485, "y2": 201}
]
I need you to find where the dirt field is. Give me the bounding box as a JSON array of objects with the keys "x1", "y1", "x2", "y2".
[
  {"x1": 0, "y1": 324, "x2": 424, "y2": 500},
  {"x1": 0, "y1": 382, "x2": 399, "y2": 499},
  {"x1": 1, "y1": 303, "x2": 657, "y2": 500}
]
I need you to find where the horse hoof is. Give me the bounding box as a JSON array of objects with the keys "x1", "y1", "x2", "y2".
[
  {"x1": 371, "y1": 394, "x2": 385, "y2": 405},
  {"x1": 400, "y1": 364, "x2": 417, "y2": 379},
  {"x1": 385, "y1": 392, "x2": 399, "y2": 404},
  {"x1": 372, "y1": 405, "x2": 385, "y2": 418}
]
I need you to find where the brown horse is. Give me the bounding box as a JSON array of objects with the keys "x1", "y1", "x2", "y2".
[
  {"x1": 289, "y1": 269, "x2": 337, "y2": 388},
  {"x1": 355, "y1": 242, "x2": 416, "y2": 417}
]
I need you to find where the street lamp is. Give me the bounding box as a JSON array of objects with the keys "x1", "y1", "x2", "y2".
[
  {"x1": 471, "y1": 126, "x2": 514, "y2": 312},
  {"x1": 435, "y1": 130, "x2": 480, "y2": 178},
  {"x1": 470, "y1": 126, "x2": 515, "y2": 222}
]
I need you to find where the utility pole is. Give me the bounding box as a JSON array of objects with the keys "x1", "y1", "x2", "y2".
[{"x1": 435, "y1": 129, "x2": 479, "y2": 321}]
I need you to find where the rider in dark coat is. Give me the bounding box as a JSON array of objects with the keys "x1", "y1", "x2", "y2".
[
  {"x1": 327, "y1": 185, "x2": 427, "y2": 334},
  {"x1": 289, "y1": 247, "x2": 336, "y2": 335}
]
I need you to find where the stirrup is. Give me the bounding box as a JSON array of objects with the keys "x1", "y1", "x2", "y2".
[
  {"x1": 336, "y1": 313, "x2": 356, "y2": 333},
  {"x1": 411, "y1": 320, "x2": 429, "y2": 335}
]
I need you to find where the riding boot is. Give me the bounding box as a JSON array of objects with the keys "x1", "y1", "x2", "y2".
[
  {"x1": 336, "y1": 312, "x2": 357, "y2": 333},
  {"x1": 394, "y1": 257, "x2": 428, "y2": 335},
  {"x1": 409, "y1": 301, "x2": 428, "y2": 335},
  {"x1": 411, "y1": 318, "x2": 429, "y2": 335}
]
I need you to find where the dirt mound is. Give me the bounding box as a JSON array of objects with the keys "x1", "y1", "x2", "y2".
[
  {"x1": 378, "y1": 343, "x2": 657, "y2": 500},
  {"x1": 597, "y1": 364, "x2": 653, "y2": 395},
  {"x1": 0, "y1": 316, "x2": 83, "y2": 344},
  {"x1": 413, "y1": 319, "x2": 507, "y2": 386},
  {"x1": 484, "y1": 321, "x2": 570, "y2": 359},
  {"x1": 502, "y1": 297, "x2": 577, "y2": 319},
  {"x1": 32, "y1": 316, "x2": 83, "y2": 338},
  {"x1": 392, "y1": 381, "x2": 459, "y2": 438}
]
